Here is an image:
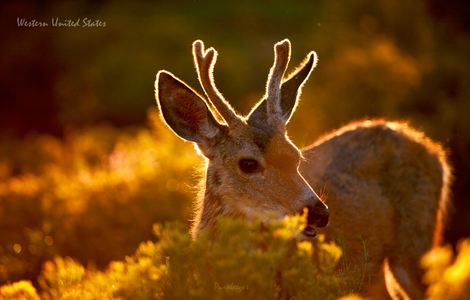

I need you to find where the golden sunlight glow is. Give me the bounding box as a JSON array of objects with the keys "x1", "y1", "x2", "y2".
[{"x1": 422, "y1": 239, "x2": 470, "y2": 299}]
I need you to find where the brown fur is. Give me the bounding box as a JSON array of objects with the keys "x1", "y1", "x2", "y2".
[
  {"x1": 301, "y1": 119, "x2": 451, "y2": 298},
  {"x1": 154, "y1": 40, "x2": 452, "y2": 299}
]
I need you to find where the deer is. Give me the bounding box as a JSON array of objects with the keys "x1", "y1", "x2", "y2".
[{"x1": 154, "y1": 39, "x2": 451, "y2": 299}]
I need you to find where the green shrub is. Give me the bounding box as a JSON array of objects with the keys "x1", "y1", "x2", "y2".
[
  {"x1": 28, "y1": 232, "x2": 470, "y2": 299},
  {"x1": 37, "y1": 216, "x2": 359, "y2": 300},
  {"x1": 422, "y1": 239, "x2": 470, "y2": 300},
  {"x1": 0, "y1": 111, "x2": 199, "y2": 283},
  {"x1": 0, "y1": 280, "x2": 40, "y2": 300}
]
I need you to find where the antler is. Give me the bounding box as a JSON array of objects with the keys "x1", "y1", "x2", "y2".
[
  {"x1": 266, "y1": 39, "x2": 291, "y2": 125},
  {"x1": 192, "y1": 40, "x2": 243, "y2": 128}
]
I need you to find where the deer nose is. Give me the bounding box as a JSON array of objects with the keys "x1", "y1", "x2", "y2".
[{"x1": 306, "y1": 199, "x2": 329, "y2": 228}]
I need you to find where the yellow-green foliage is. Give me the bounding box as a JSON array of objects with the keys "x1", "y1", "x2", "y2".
[
  {"x1": 3, "y1": 215, "x2": 469, "y2": 300},
  {"x1": 422, "y1": 239, "x2": 470, "y2": 300},
  {"x1": 0, "y1": 280, "x2": 40, "y2": 300},
  {"x1": 0, "y1": 111, "x2": 198, "y2": 283},
  {"x1": 36, "y1": 216, "x2": 358, "y2": 300}
]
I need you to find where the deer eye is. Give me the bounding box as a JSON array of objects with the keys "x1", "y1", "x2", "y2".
[{"x1": 238, "y1": 158, "x2": 261, "y2": 174}]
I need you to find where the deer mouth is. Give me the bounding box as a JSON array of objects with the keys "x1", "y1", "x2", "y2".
[
  {"x1": 301, "y1": 224, "x2": 318, "y2": 238},
  {"x1": 301, "y1": 202, "x2": 329, "y2": 239}
]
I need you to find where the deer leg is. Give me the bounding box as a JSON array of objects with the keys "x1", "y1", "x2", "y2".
[{"x1": 383, "y1": 258, "x2": 424, "y2": 300}]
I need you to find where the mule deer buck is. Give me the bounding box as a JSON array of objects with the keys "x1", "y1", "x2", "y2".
[{"x1": 154, "y1": 39, "x2": 451, "y2": 299}]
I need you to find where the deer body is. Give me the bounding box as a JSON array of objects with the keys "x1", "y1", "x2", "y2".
[
  {"x1": 155, "y1": 40, "x2": 451, "y2": 299},
  {"x1": 301, "y1": 120, "x2": 450, "y2": 298}
]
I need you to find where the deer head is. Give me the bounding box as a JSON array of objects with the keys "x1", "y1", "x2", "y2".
[{"x1": 155, "y1": 39, "x2": 328, "y2": 238}]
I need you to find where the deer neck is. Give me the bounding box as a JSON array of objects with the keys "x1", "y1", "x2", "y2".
[{"x1": 192, "y1": 167, "x2": 231, "y2": 237}]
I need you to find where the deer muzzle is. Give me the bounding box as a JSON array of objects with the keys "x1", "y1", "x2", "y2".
[{"x1": 301, "y1": 200, "x2": 329, "y2": 238}]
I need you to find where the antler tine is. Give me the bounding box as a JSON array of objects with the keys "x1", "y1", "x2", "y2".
[
  {"x1": 192, "y1": 40, "x2": 243, "y2": 127},
  {"x1": 266, "y1": 39, "x2": 291, "y2": 124}
]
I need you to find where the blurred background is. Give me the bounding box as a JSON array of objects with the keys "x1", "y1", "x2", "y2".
[{"x1": 0, "y1": 0, "x2": 468, "y2": 286}]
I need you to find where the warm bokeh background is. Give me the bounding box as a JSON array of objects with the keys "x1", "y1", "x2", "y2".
[{"x1": 0, "y1": 0, "x2": 468, "y2": 287}]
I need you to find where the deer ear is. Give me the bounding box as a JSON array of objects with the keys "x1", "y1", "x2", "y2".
[
  {"x1": 248, "y1": 51, "x2": 317, "y2": 127},
  {"x1": 156, "y1": 71, "x2": 223, "y2": 144}
]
